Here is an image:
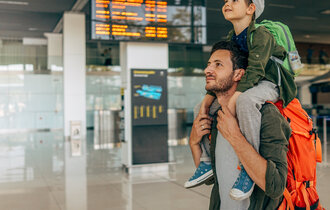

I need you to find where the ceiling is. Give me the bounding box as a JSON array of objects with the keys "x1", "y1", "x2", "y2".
[
  {"x1": 207, "y1": 0, "x2": 330, "y2": 44},
  {"x1": 0, "y1": 0, "x2": 330, "y2": 44},
  {"x1": 0, "y1": 0, "x2": 76, "y2": 38}
]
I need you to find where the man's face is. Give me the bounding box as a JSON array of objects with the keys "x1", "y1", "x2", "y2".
[{"x1": 205, "y1": 49, "x2": 235, "y2": 93}]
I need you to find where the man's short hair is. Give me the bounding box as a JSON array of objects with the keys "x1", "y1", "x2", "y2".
[{"x1": 210, "y1": 41, "x2": 248, "y2": 71}]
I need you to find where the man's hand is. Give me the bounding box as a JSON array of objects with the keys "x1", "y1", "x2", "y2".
[
  {"x1": 216, "y1": 105, "x2": 241, "y2": 142},
  {"x1": 190, "y1": 114, "x2": 213, "y2": 145},
  {"x1": 216, "y1": 105, "x2": 267, "y2": 191}
]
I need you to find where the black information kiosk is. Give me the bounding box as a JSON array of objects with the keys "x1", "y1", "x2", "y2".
[{"x1": 131, "y1": 69, "x2": 168, "y2": 164}]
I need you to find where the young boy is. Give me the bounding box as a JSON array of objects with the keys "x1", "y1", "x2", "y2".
[{"x1": 185, "y1": 0, "x2": 297, "y2": 201}]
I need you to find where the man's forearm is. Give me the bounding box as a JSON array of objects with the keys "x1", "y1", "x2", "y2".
[
  {"x1": 190, "y1": 142, "x2": 202, "y2": 168},
  {"x1": 189, "y1": 113, "x2": 212, "y2": 168},
  {"x1": 230, "y1": 132, "x2": 267, "y2": 191}
]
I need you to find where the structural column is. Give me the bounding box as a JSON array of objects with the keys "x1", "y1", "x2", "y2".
[
  {"x1": 44, "y1": 33, "x2": 63, "y2": 71},
  {"x1": 63, "y1": 12, "x2": 86, "y2": 138},
  {"x1": 120, "y1": 42, "x2": 169, "y2": 173},
  {"x1": 65, "y1": 140, "x2": 87, "y2": 210}
]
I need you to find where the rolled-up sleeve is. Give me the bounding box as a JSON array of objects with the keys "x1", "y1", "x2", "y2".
[{"x1": 259, "y1": 104, "x2": 291, "y2": 199}]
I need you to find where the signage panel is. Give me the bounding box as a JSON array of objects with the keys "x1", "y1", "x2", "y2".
[
  {"x1": 131, "y1": 69, "x2": 167, "y2": 126},
  {"x1": 91, "y1": 0, "x2": 206, "y2": 44}
]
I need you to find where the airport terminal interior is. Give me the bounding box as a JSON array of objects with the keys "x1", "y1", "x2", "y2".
[{"x1": 0, "y1": 0, "x2": 330, "y2": 209}]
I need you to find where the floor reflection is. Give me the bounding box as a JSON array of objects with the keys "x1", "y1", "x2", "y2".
[
  {"x1": 0, "y1": 130, "x2": 328, "y2": 210},
  {"x1": 65, "y1": 140, "x2": 87, "y2": 210}
]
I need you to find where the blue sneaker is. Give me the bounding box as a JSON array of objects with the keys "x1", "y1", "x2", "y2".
[
  {"x1": 230, "y1": 166, "x2": 255, "y2": 200},
  {"x1": 184, "y1": 161, "x2": 213, "y2": 188}
]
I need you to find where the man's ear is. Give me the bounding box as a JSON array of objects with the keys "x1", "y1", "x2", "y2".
[
  {"x1": 247, "y1": 3, "x2": 256, "y2": 16},
  {"x1": 233, "y1": 69, "x2": 245, "y2": 81}
]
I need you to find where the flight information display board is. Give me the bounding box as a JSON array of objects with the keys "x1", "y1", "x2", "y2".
[{"x1": 91, "y1": 0, "x2": 206, "y2": 44}]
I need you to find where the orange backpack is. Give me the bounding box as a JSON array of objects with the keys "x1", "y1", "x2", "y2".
[{"x1": 270, "y1": 99, "x2": 323, "y2": 210}]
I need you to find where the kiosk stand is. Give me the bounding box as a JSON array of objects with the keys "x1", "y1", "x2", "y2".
[{"x1": 120, "y1": 42, "x2": 171, "y2": 174}]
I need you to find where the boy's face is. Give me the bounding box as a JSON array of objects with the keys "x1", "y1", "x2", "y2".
[{"x1": 222, "y1": 0, "x2": 251, "y2": 22}]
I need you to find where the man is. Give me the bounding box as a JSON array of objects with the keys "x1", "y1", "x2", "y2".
[{"x1": 189, "y1": 41, "x2": 291, "y2": 210}]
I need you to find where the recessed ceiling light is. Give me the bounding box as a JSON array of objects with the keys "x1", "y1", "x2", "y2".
[
  {"x1": 28, "y1": 28, "x2": 38, "y2": 31},
  {"x1": 304, "y1": 35, "x2": 311, "y2": 39},
  {"x1": 295, "y1": 16, "x2": 318, "y2": 20},
  {"x1": 321, "y1": 9, "x2": 330, "y2": 15},
  {"x1": 269, "y1": 4, "x2": 295, "y2": 9},
  {"x1": 0, "y1": 1, "x2": 29, "y2": 5}
]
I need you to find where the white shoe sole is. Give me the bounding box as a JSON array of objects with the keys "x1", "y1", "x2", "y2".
[
  {"x1": 229, "y1": 183, "x2": 255, "y2": 201},
  {"x1": 184, "y1": 170, "x2": 213, "y2": 188}
]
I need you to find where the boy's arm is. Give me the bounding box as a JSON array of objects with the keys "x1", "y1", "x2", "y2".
[
  {"x1": 199, "y1": 93, "x2": 216, "y2": 115},
  {"x1": 237, "y1": 27, "x2": 276, "y2": 93}
]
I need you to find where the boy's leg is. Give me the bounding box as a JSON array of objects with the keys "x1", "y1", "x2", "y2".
[
  {"x1": 236, "y1": 80, "x2": 279, "y2": 151},
  {"x1": 184, "y1": 100, "x2": 220, "y2": 188},
  {"x1": 193, "y1": 103, "x2": 211, "y2": 162},
  {"x1": 199, "y1": 99, "x2": 220, "y2": 161},
  {"x1": 200, "y1": 136, "x2": 211, "y2": 162},
  {"x1": 230, "y1": 80, "x2": 279, "y2": 200}
]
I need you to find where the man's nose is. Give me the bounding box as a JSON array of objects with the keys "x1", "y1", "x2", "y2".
[{"x1": 204, "y1": 65, "x2": 213, "y2": 74}]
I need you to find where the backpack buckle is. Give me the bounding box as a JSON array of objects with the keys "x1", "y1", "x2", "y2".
[
  {"x1": 305, "y1": 181, "x2": 310, "y2": 188},
  {"x1": 303, "y1": 180, "x2": 314, "y2": 188},
  {"x1": 309, "y1": 128, "x2": 317, "y2": 135}
]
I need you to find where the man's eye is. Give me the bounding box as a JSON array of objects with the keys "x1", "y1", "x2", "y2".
[
  {"x1": 224, "y1": 0, "x2": 228, "y2": 3},
  {"x1": 216, "y1": 63, "x2": 222, "y2": 67}
]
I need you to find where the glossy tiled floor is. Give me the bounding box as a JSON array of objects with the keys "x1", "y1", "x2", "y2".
[{"x1": 0, "y1": 130, "x2": 329, "y2": 210}]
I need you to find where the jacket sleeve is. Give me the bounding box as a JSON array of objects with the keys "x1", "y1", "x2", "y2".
[
  {"x1": 237, "y1": 27, "x2": 276, "y2": 92},
  {"x1": 206, "y1": 91, "x2": 216, "y2": 97},
  {"x1": 259, "y1": 104, "x2": 291, "y2": 199}
]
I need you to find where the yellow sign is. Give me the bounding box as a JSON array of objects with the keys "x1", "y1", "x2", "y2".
[{"x1": 133, "y1": 70, "x2": 156, "y2": 75}]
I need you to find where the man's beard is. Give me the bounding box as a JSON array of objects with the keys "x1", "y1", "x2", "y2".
[{"x1": 205, "y1": 71, "x2": 234, "y2": 94}]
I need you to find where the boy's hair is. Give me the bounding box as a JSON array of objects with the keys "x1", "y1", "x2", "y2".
[
  {"x1": 245, "y1": 0, "x2": 253, "y2": 5},
  {"x1": 210, "y1": 41, "x2": 248, "y2": 70},
  {"x1": 245, "y1": 0, "x2": 255, "y2": 21}
]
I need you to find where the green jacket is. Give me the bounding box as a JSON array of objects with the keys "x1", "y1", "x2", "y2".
[
  {"x1": 208, "y1": 21, "x2": 297, "y2": 107},
  {"x1": 209, "y1": 103, "x2": 291, "y2": 210}
]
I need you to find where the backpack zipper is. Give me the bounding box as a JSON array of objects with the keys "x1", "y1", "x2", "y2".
[{"x1": 275, "y1": 22, "x2": 291, "y2": 52}]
